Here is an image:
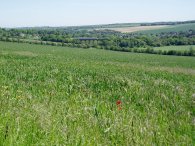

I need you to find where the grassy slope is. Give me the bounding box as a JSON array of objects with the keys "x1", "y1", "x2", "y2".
[
  {"x1": 154, "y1": 45, "x2": 195, "y2": 52},
  {"x1": 0, "y1": 42, "x2": 194, "y2": 145},
  {"x1": 136, "y1": 23, "x2": 195, "y2": 34}
]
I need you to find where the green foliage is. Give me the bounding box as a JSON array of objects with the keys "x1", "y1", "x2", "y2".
[{"x1": 189, "y1": 46, "x2": 195, "y2": 56}]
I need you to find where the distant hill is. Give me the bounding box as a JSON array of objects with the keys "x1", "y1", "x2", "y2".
[
  {"x1": 14, "y1": 20, "x2": 195, "y2": 32},
  {"x1": 95, "y1": 20, "x2": 195, "y2": 34},
  {"x1": 136, "y1": 23, "x2": 195, "y2": 34}
]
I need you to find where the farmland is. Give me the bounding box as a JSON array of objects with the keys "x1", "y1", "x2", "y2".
[
  {"x1": 0, "y1": 41, "x2": 194, "y2": 145},
  {"x1": 154, "y1": 45, "x2": 195, "y2": 52},
  {"x1": 0, "y1": 21, "x2": 195, "y2": 56},
  {"x1": 97, "y1": 23, "x2": 195, "y2": 34},
  {"x1": 97, "y1": 25, "x2": 169, "y2": 33},
  {"x1": 137, "y1": 23, "x2": 195, "y2": 34},
  {"x1": 1, "y1": 21, "x2": 195, "y2": 56}
]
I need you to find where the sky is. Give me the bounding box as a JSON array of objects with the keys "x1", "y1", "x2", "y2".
[{"x1": 0, "y1": 0, "x2": 195, "y2": 27}]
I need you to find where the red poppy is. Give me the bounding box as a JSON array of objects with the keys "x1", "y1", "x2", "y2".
[{"x1": 116, "y1": 100, "x2": 122, "y2": 105}]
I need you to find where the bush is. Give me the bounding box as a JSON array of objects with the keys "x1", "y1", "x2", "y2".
[
  {"x1": 167, "y1": 50, "x2": 177, "y2": 55},
  {"x1": 145, "y1": 47, "x2": 154, "y2": 53},
  {"x1": 188, "y1": 46, "x2": 195, "y2": 56}
]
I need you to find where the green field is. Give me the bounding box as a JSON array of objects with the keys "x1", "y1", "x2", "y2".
[
  {"x1": 0, "y1": 41, "x2": 194, "y2": 145},
  {"x1": 137, "y1": 23, "x2": 195, "y2": 34},
  {"x1": 154, "y1": 45, "x2": 195, "y2": 52}
]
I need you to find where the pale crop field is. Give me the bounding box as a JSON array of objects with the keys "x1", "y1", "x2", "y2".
[
  {"x1": 0, "y1": 41, "x2": 194, "y2": 145},
  {"x1": 99, "y1": 25, "x2": 169, "y2": 33},
  {"x1": 99, "y1": 23, "x2": 195, "y2": 34}
]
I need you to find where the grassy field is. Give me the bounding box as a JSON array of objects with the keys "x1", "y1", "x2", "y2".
[
  {"x1": 0, "y1": 41, "x2": 194, "y2": 145},
  {"x1": 154, "y1": 45, "x2": 195, "y2": 52},
  {"x1": 137, "y1": 23, "x2": 195, "y2": 34}
]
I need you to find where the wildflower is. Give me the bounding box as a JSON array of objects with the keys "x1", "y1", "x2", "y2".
[
  {"x1": 116, "y1": 100, "x2": 122, "y2": 105},
  {"x1": 116, "y1": 100, "x2": 122, "y2": 110}
]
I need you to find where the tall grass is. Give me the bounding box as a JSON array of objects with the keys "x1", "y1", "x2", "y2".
[{"x1": 0, "y1": 42, "x2": 194, "y2": 145}]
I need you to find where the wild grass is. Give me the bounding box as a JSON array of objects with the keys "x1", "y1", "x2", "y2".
[{"x1": 0, "y1": 41, "x2": 194, "y2": 145}]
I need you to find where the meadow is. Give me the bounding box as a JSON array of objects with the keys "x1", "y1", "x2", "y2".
[
  {"x1": 154, "y1": 45, "x2": 195, "y2": 52},
  {"x1": 0, "y1": 41, "x2": 194, "y2": 145},
  {"x1": 137, "y1": 23, "x2": 195, "y2": 34}
]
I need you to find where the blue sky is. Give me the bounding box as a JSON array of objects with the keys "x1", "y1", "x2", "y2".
[{"x1": 0, "y1": 0, "x2": 195, "y2": 27}]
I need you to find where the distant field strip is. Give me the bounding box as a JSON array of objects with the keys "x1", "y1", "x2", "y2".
[
  {"x1": 101, "y1": 25, "x2": 169, "y2": 33},
  {"x1": 154, "y1": 45, "x2": 195, "y2": 52},
  {"x1": 137, "y1": 23, "x2": 195, "y2": 34}
]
